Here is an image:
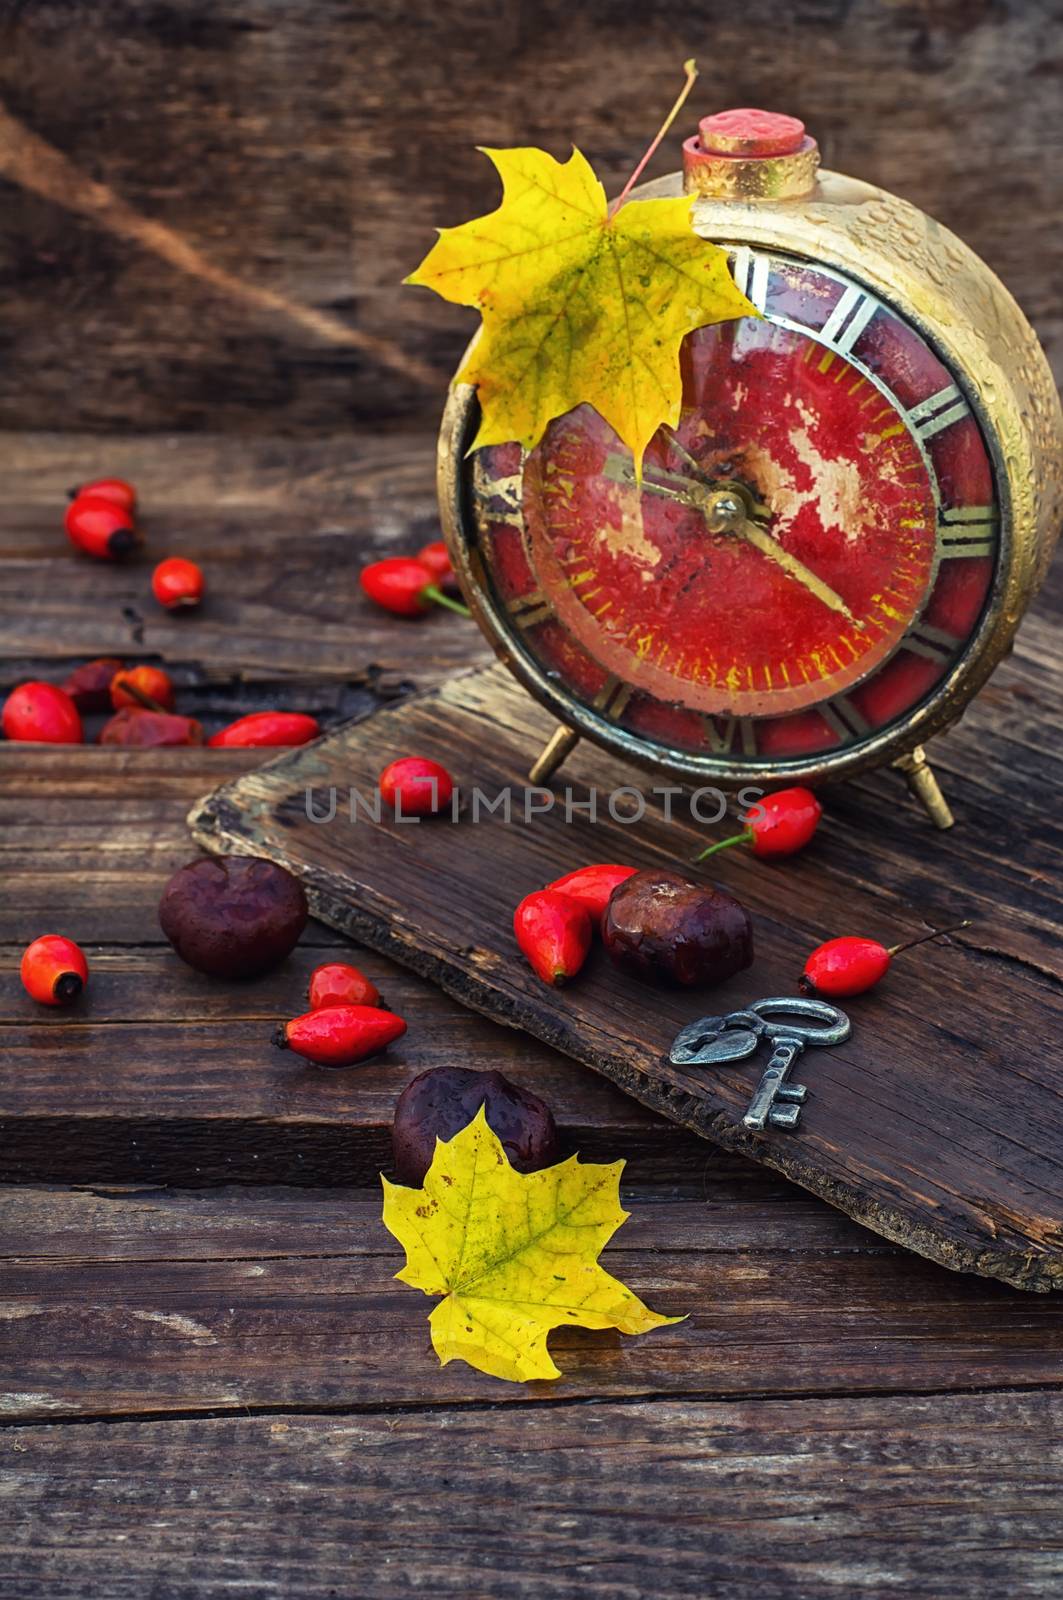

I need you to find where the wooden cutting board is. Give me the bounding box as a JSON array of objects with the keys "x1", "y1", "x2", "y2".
[{"x1": 188, "y1": 661, "x2": 1063, "y2": 1292}]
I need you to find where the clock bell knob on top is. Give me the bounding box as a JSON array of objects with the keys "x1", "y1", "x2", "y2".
[{"x1": 438, "y1": 109, "x2": 1063, "y2": 827}]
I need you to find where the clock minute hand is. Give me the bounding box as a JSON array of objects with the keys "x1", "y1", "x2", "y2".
[
  {"x1": 608, "y1": 446, "x2": 858, "y2": 624},
  {"x1": 724, "y1": 509, "x2": 859, "y2": 624},
  {"x1": 662, "y1": 440, "x2": 856, "y2": 623}
]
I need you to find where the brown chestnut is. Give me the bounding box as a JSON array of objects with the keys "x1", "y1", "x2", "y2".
[
  {"x1": 602, "y1": 868, "x2": 753, "y2": 987},
  {"x1": 159, "y1": 855, "x2": 308, "y2": 978},
  {"x1": 392, "y1": 1066, "x2": 559, "y2": 1185}
]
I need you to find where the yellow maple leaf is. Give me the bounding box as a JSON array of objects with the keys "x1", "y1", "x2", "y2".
[
  {"x1": 406, "y1": 145, "x2": 756, "y2": 474},
  {"x1": 381, "y1": 1105, "x2": 682, "y2": 1383}
]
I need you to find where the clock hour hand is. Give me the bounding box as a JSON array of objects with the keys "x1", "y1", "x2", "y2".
[
  {"x1": 604, "y1": 449, "x2": 772, "y2": 520},
  {"x1": 662, "y1": 430, "x2": 771, "y2": 520},
  {"x1": 601, "y1": 454, "x2": 702, "y2": 511},
  {"x1": 640, "y1": 479, "x2": 697, "y2": 508}
]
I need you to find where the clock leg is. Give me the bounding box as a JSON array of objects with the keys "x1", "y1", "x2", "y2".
[
  {"x1": 893, "y1": 745, "x2": 955, "y2": 830},
  {"x1": 528, "y1": 725, "x2": 581, "y2": 785}
]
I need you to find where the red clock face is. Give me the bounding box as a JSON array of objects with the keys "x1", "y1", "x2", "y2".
[{"x1": 467, "y1": 251, "x2": 998, "y2": 768}]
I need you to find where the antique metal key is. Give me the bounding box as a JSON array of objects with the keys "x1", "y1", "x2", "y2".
[{"x1": 669, "y1": 996, "x2": 851, "y2": 1132}]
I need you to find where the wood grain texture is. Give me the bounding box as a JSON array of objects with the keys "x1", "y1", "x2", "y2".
[
  {"x1": 189, "y1": 562, "x2": 1063, "y2": 1290},
  {"x1": 3, "y1": 1395, "x2": 1062, "y2": 1598},
  {"x1": 1, "y1": 1, "x2": 1060, "y2": 433},
  {"x1": 4, "y1": 1184, "x2": 1063, "y2": 1422}
]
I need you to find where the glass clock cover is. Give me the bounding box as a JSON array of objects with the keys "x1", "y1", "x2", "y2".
[{"x1": 467, "y1": 250, "x2": 997, "y2": 769}]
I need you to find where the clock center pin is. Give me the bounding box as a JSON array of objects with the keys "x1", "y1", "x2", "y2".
[{"x1": 701, "y1": 488, "x2": 746, "y2": 535}]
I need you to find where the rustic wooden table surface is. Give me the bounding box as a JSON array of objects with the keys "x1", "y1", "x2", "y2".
[
  {"x1": 3, "y1": 1, "x2": 1063, "y2": 1593},
  {"x1": 1, "y1": 432, "x2": 1062, "y2": 1598}
]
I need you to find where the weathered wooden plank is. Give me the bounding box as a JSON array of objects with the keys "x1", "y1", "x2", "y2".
[
  {"x1": 0, "y1": 432, "x2": 485, "y2": 680},
  {"x1": 2, "y1": 1395, "x2": 1062, "y2": 1598},
  {"x1": 1, "y1": 2, "x2": 1060, "y2": 435},
  {"x1": 3, "y1": 1185, "x2": 1063, "y2": 1421},
  {"x1": 0, "y1": 431, "x2": 433, "y2": 512},
  {"x1": 0, "y1": 941, "x2": 722, "y2": 1187},
  {"x1": 189, "y1": 611, "x2": 1063, "y2": 1290},
  {"x1": 0, "y1": 1183, "x2": 834, "y2": 1264}
]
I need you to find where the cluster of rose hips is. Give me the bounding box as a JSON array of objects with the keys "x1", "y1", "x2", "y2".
[
  {"x1": 17, "y1": 751, "x2": 469, "y2": 1070},
  {"x1": 2, "y1": 658, "x2": 323, "y2": 750},
  {"x1": 510, "y1": 787, "x2": 967, "y2": 1000},
  {"x1": 360, "y1": 540, "x2": 470, "y2": 618},
  {"x1": 16, "y1": 736, "x2": 966, "y2": 1045},
  {"x1": 66, "y1": 476, "x2": 206, "y2": 605},
  {"x1": 274, "y1": 965, "x2": 406, "y2": 1067},
  {"x1": 270, "y1": 757, "x2": 458, "y2": 1062},
  {"x1": 2, "y1": 477, "x2": 329, "y2": 750}
]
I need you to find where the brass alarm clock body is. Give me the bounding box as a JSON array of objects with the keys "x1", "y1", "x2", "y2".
[{"x1": 438, "y1": 116, "x2": 1063, "y2": 825}]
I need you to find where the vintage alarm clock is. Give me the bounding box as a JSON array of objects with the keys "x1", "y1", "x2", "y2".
[{"x1": 437, "y1": 108, "x2": 1063, "y2": 826}]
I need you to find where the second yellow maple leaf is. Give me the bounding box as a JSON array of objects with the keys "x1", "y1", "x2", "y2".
[
  {"x1": 406, "y1": 146, "x2": 755, "y2": 474},
  {"x1": 382, "y1": 1106, "x2": 682, "y2": 1383}
]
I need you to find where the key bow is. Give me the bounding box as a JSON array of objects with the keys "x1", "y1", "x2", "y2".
[{"x1": 669, "y1": 995, "x2": 851, "y2": 1133}]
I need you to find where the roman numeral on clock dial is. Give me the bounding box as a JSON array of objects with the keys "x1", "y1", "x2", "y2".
[
  {"x1": 731, "y1": 248, "x2": 770, "y2": 312},
  {"x1": 904, "y1": 620, "x2": 962, "y2": 664},
  {"x1": 593, "y1": 675, "x2": 634, "y2": 722},
  {"x1": 939, "y1": 505, "x2": 998, "y2": 559},
  {"x1": 819, "y1": 286, "x2": 880, "y2": 355},
  {"x1": 907, "y1": 384, "x2": 971, "y2": 441},
  {"x1": 819, "y1": 694, "x2": 871, "y2": 742},
  {"x1": 700, "y1": 714, "x2": 758, "y2": 756},
  {"x1": 506, "y1": 589, "x2": 553, "y2": 630},
  {"x1": 472, "y1": 458, "x2": 524, "y2": 527}
]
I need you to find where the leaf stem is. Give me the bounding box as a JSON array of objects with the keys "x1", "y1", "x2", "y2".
[{"x1": 609, "y1": 58, "x2": 699, "y2": 217}]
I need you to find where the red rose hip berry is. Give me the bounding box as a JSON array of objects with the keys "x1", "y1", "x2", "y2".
[
  {"x1": 274, "y1": 1004, "x2": 407, "y2": 1067},
  {"x1": 208, "y1": 712, "x2": 320, "y2": 749},
  {"x1": 800, "y1": 922, "x2": 971, "y2": 999},
  {"x1": 99, "y1": 709, "x2": 204, "y2": 747},
  {"x1": 801, "y1": 937, "x2": 890, "y2": 999},
  {"x1": 68, "y1": 477, "x2": 137, "y2": 513},
  {"x1": 379, "y1": 756, "x2": 454, "y2": 817},
  {"x1": 2, "y1": 682, "x2": 83, "y2": 744},
  {"x1": 20, "y1": 935, "x2": 89, "y2": 1006},
  {"x1": 152, "y1": 557, "x2": 205, "y2": 610},
  {"x1": 61, "y1": 658, "x2": 125, "y2": 713},
  {"x1": 65, "y1": 494, "x2": 138, "y2": 561},
  {"x1": 696, "y1": 786, "x2": 822, "y2": 862},
  {"x1": 307, "y1": 961, "x2": 381, "y2": 1010},
  {"x1": 416, "y1": 540, "x2": 454, "y2": 581},
  {"x1": 547, "y1": 863, "x2": 638, "y2": 926},
  {"x1": 514, "y1": 889, "x2": 592, "y2": 987},
  {"x1": 110, "y1": 665, "x2": 175, "y2": 712},
  {"x1": 360, "y1": 556, "x2": 469, "y2": 618}
]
